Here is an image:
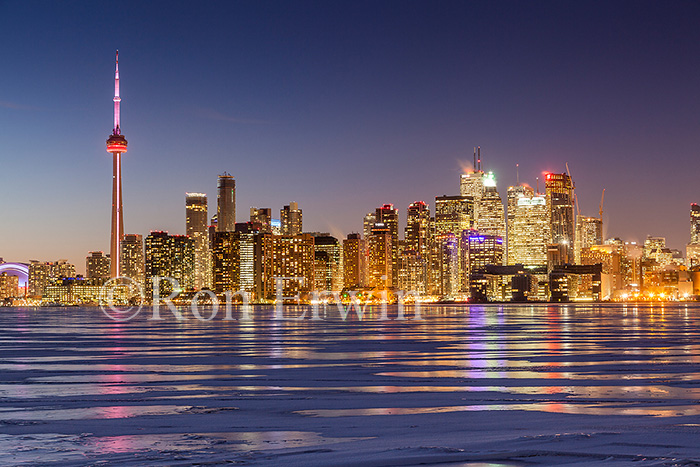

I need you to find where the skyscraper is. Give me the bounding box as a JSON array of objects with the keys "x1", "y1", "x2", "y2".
[
  {"x1": 216, "y1": 173, "x2": 236, "y2": 232},
  {"x1": 28, "y1": 261, "x2": 50, "y2": 298},
  {"x1": 367, "y1": 223, "x2": 392, "y2": 288},
  {"x1": 374, "y1": 204, "x2": 399, "y2": 287},
  {"x1": 105, "y1": 51, "x2": 128, "y2": 278},
  {"x1": 186, "y1": 193, "x2": 210, "y2": 289},
  {"x1": 250, "y1": 207, "x2": 272, "y2": 233},
  {"x1": 343, "y1": 233, "x2": 366, "y2": 289},
  {"x1": 261, "y1": 233, "x2": 315, "y2": 299},
  {"x1": 236, "y1": 222, "x2": 264, "y2": 299},
  {"x1": 281, "y1": 202, "x2": 303, "y2": 235},
  {"x1": 691, "y1": 204, "x2": 700, "y2": 244},
  {"x1": 363, "y1": 212, "x2": 376, "y2": 240},
  {"x1": 433, "y1": 232, "x2": 459, "y2": 297},
  {"x1": 459, "y1": 147, "x2": 485, "y2": 221},
  {"x1": 476, "y1": 172, "x2": 506, "y2": 244},
  {"x1": 121, "y1": 234, "x2": 144, "y2": 287},
  {"x1": 434, "y1": 196, "x2": 473, "y2": 235},
  {"x1": 313, "y1": 234, "x2": 343, "y2": 292},
  {"x1": 401, "y1": 201, "x2": 431, "y2": 294},
  {"x1": 212, "y1": 231, "x2": 240, "y2": 293},
  {"x1": 433, "y1": 195, "x2": 473, "y2": 294},
  {"x1": 468, "y1": 234, "x2": 504, "y2": 273},
  {"x1": 86, "y1": 251, "x2": 111, "y2": 284},
  {"x1": 144, "y1": 231, "x2": 194, "y2": 295},
  {"x1": 508, "y1": 192, "x2": 549, "y2": 266},
  {"x1": 404, "y1": 201, "x2": 430, "y2": 257},
  {"x1": 545, "y1": 172, "x2": 575, "y2": 264},
  {"x1": 574, "y1": 216, "x2": 603, "y2": 264}
]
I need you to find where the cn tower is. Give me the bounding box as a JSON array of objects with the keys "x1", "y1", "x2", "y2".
[{"x1": 106, "y1": 51, "x2": 128, "y2": 278}]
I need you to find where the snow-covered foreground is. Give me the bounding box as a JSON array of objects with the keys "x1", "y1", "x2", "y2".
[{"x1": 2, "y1": 303, "x2": 700, "y2": 466}]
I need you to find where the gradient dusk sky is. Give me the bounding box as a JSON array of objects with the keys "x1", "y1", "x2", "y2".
[{"x1": 1, "y1": 1, "x2": 700, "y2": 273}]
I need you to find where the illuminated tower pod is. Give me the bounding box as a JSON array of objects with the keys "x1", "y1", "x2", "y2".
[{"x1": 106, "y1": 51, "x2": 128, "y2": 279}]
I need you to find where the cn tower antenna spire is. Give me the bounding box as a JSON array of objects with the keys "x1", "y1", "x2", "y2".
[
  {"x1": 113, "y1": 50, "x2": 121, "y2": 135},
  {"x1": 106, "y1": 50, "x2": 128, "y2": 279}
]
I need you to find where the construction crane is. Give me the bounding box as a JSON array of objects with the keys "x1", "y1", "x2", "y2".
[{"x1": 599, "y1": 189, "x2": 605, "y2": 219}]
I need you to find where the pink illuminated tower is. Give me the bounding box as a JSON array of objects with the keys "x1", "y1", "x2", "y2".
[{"x1": 106, "y1": 51, "x2": 128, "y2": 278}]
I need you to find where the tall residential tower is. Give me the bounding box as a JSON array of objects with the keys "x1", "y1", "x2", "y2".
[{"x1": 217, "y1": 173, "x2": 236, "y2": 232}]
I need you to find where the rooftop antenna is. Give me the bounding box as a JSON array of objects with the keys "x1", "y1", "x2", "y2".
[
  {"x1": 477, "y1": 146, "x2": 481, "y2": 172},
  {"x1": 536, "y1": 177, "x2": 539, "y2": 194},
  {"x1": 473, "y1": 147, "x2": 476, "y2": 171},
  {"x1": 516, "y1": 163, "x2": 519, "y2": 185}
]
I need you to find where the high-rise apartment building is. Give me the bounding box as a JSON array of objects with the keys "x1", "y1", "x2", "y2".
[
  {"x1": 28, "y1": 261, "x2": 50, "y2": 298},
  {"x1": 281, "y1": 202, "x2": 303, "y2": 235},
  {"x1": 545, "y1": 172, "x2": 575, "y2": 263},
  {"x1": 405, "y1": 201, "x2": 430, "y2": 256},
  {"x1": 367, "y1": 223, "x2": 393, "y2": 288},
  {"x1": 51, "y1": 260, "x2": 76, "y2": 279},
  {"x1": 0, "y1": 273, "x2": 19, "y2": 300},
  {"x1": 313, "y1": 235, "x2": 343, "y2": 292},
  {"x1": 235, "y1": 222, "x2": 264, "y2": 299},
  {"x1": 574, "y1": 216, "x2": 603, "y2": 264},
  {"x1": 186, "y1": 193, "x2": 210, "y2": 289},
  {"x1": 121, "y1": 234, "x2": 144, "y2": 286},
  {"x1": 401, "y1": 201, "x2": 431, "y2": 294},
  {"x1": 216, "y1": 173, "x2": 236, "y2": 232},
  {"x1": 261, "y1": 233, "x2": 315, "y2": 299},
  {"x1": 86, "y1": 251, "x2": 111, "y2": 284},
  {"x1": 363, "y1": 212, "x2": 376, "y2": 240},
  {"x1": 374, "y1": 204, "x2": 399, "y2": 287},
  {"x1": 691, "y1": 203, "x2": 700, "y2": 244},
  {"x1": 687, "y1": 204, "x2": 700, "y2": 267},
  {"x1": 343, "y1": 233, "x2": 366, "y2": 289},
  {"x1": 643, "y1": 236, "x2": 666, "y2": 260},
  {"x1": 212, "y1": 231, "x2": 240, "y2": 294},
  {"x1": 250, "y1": 207, "x2": 272, "y2": 233},
  {"x1": 144, "y1": 231, "x2": 194, "y2": 295}
]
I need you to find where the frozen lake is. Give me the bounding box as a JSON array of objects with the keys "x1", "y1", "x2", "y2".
[{"x1": 2, "y1": 303, "x2": 700, "y2": 465}]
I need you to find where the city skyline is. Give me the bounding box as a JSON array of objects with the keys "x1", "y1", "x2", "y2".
[{"x1": 2, "y1": 2, "x2": 700, "y2": 272}]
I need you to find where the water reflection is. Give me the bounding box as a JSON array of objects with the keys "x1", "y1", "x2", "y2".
[{"x1": 2, "y1": 303, "x2": 700, "y2": 461}]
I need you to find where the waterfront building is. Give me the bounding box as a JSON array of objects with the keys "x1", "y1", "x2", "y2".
[
  {"x1": 86, "y1": 251, "x2": 110, "y2": 285},
  {"x1": 343, "y1": 233, "x2": 367, "y2": 289},
  {"x1": 186, "y1": 193, "x2": 210, "y2": 289},
  {"x1": 121, "y1": 234, "x2": 144, "y2": 287},
  {"x1": 545, "y1": 172, "x2": 575, "y2": 264}
]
